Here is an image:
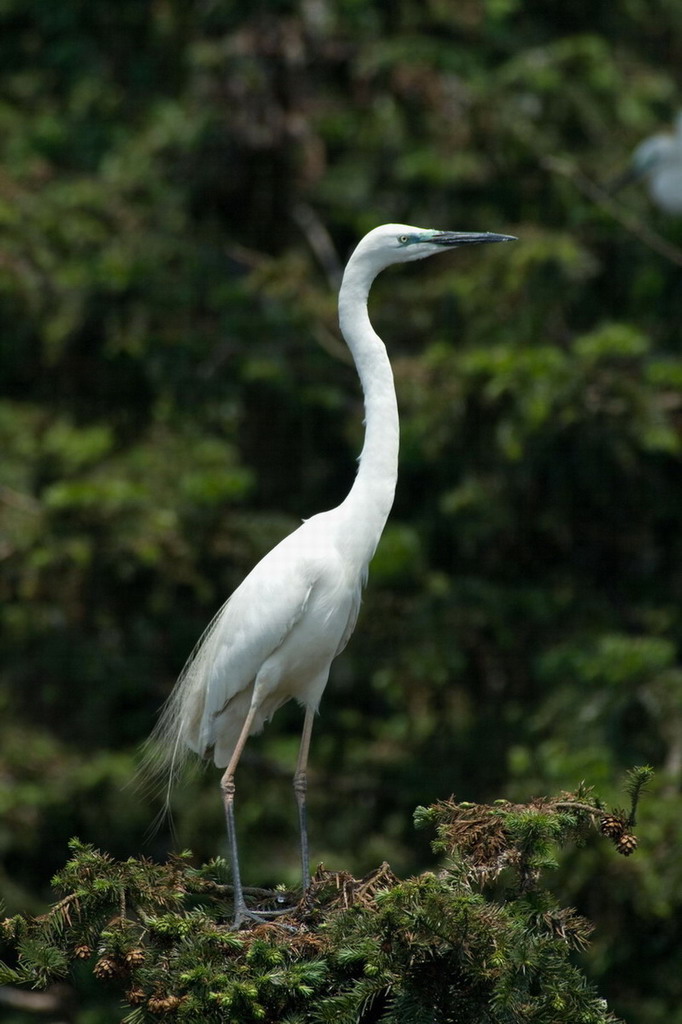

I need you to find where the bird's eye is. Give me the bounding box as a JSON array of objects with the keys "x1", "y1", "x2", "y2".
[{"x1": 398, "y1": 234, "x2": 409, "y2": 244}]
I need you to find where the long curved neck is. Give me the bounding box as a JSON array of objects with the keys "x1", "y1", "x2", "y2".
[{"x1": 337, "y1": 254, "x2": 399, "y2": 562}]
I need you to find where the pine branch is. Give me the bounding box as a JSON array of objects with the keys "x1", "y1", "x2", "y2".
[
  {"x1": 0, "y1": 774, "x2": 647, "y2": 1024},
  {"x1": 624, "y1": 765, "x2": 654, "y2": 827}
]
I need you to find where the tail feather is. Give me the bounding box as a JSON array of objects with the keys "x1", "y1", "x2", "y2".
[{"x1": 135, "y1": 600, "x2": 231, "y2": 817}]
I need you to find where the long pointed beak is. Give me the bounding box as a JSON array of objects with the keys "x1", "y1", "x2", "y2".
[{"x1": 431, "y1": 231, "x2": 517, "y2": 246}]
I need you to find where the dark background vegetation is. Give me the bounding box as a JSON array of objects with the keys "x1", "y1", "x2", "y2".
[{"x1": 1, "y1": 0, "x2": 681, "y2": 1020}]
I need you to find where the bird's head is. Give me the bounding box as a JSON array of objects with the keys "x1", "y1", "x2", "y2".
[{"x1": 350, "y1": 223, "x2": 516, "y2": 274}]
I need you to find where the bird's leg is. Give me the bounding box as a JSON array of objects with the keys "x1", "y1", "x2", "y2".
[
  {"x1": 293, "y1": 707, "x2": 315, "y2": 891},
  {"x1": 220, "y1": 707, "x2": 256, "y2": 928},
  {"x1": 220, "y1": 706, "x2": 293, "y2": 929}
]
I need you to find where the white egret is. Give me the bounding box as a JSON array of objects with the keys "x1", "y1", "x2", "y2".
[
  {"x1": 613, "y1": 112, "x2": 682, "y2": 213},
  {"x1": 147, "y1": 222, "x2": 516, "y2": 927}
]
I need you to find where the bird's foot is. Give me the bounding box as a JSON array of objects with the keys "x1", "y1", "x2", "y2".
[{"x1": 231, "y1": 905, "x2": 297, "y2": 931}]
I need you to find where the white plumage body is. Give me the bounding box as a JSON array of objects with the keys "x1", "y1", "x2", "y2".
[
  {"x1": 629, "y1": 113, "x2": 682, "y2": 214},
  {"x1": 647, "y1": 157, "x2": 682, "y2": 214},
  {"x1": 173, "y1": 508, "x2": 366, "y2": 767}
]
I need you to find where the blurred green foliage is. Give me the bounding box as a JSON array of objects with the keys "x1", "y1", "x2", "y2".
[{"x1": 1, "y1": 0, "x2": 681, "y2": 1020}]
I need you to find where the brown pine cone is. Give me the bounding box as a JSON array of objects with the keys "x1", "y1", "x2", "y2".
[
  {"x1": 616, "y1": 833, "x2": 638, "y2": 856},
  {"x1": 600, "y1": 814, "x2": 626, "y2": 839}
]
